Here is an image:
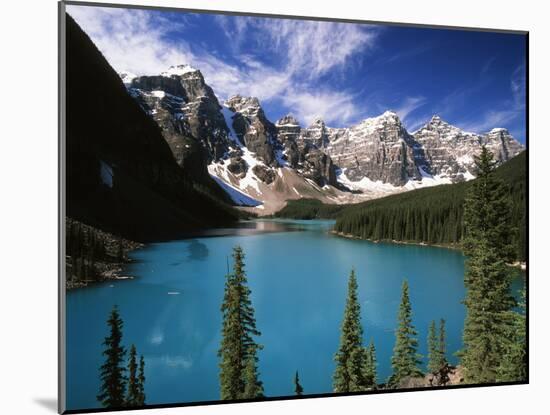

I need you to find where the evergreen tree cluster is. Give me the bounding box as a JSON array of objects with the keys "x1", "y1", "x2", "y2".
[
  {"x1": 333, "y1": 269, "x2": 378, "y2": 392},
  {"x1": 460, "y1": 147, "x2": 526, "y2": 383},
  {"x1": 427, "y1": 319, "x2": 450, "y2": 386},
  {"x1": 388, "y1": 280, "x2": 423, "y2": 387},
  {"x1": 218, "y1": 246, "x2": 264, "y2": 400},
  {"x1": 496, "y1": 290, "x2": 527, "y2": 382},
  {"x1": 333, "y1": 151, "x2": 526, "y2": 261},
  {"x1": 97, "y1": 306, "x2": 146, "y2": 408},
  {"x1": 330, "y1": 148, "x2": 526, "y2": 392}
]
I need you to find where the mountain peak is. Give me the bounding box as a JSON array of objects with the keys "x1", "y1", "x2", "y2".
[
  {"x1": 488, "y1": 127, "x2": 510, "y2": 134},
  {"x1": 427, "y1": 114, "x2": 450, "y2": 126},
  {"x1": 161, "y1": 64, "x2": 199, "y2": 77},
  {"x1": 276, "y1": 114, "x2": 300, "y2": 127},
  {"x1": 309, "y1": 117, "x2": 326, "y2": 128},
  {"x1": 415, "y1": 115, "x2": 480, "y2": 142},
  {"x1": 422, "y1": 115, "x2": 464, "y2": 134},
  {"x1": 382, "y1": 110, "x2": 399, "y2": 118},
  {"x1": 225, "y1": 95, "x2": 262, "y2": 115},
  {"x1": 361, "y1": 110, "x2": 402, "y2": 127},
  {"x1": 119, "y1": 71, "x2": 137, "y2": 85}
]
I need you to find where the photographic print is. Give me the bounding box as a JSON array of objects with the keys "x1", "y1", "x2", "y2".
[{"x1": 59, "y1": 1, "x2": 527, "y2": 412}]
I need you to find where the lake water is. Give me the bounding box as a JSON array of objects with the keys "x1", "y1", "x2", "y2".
[{"x1": 66, "y1": 219, "x2": 524, "y2": 410}]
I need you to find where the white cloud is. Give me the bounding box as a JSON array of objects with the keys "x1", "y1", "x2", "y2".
[
  {"x1": 214, "y1": 15, "x2": 378, "y2": 79},
  {"x1": 67, "y1": 6, "x2": 196, "y2": 75},
  {"x1": 480, "y1": 56, "x2": 497, "y2": 75},
  {"x1": 67, "y1": 5, "x2": 377, "y2": 127},
  {"x1": 510, "y1": 64, "x2": 526, "y2": 108},
  {"x1": 282, "y1": 88, "x2": 361, "y2": 126},
  {"x1": 459, "y1": 65, "x2": 526, "y2": 134},
  {"x1": 147, "y1": 354, "x2": 194, "y2": 370},
  {"x1": 246, "y1": 17, "x2": 378, "y2": 79},
  {"x1": 393, "y1": 96, "x2": 426, "y2": 122},
  {"x1": 460, "y1": 109, "x2": 520, "y2": 133},
  {"x1": 163, "y1": 355, "x2": 193, "y2": 369}
]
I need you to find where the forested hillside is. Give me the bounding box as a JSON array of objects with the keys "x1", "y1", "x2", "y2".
[{"x1": 333, "y1": 151, "x2": 526, "y2": 260}]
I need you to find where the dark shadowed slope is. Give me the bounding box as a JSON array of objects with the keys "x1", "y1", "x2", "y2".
[{"x1": 65, "y1": 14, "x2": 238, "y2": 241}]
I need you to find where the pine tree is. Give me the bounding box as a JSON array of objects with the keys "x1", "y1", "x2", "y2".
[
  {"x1": 363, "y1": 341, "x2": 377, "y2": 389},
  {"x1": 463, "y1": 147, "x2": 515, "y2": 262},
  {"x1": 218, "y1": 246, "x2": 263, "y2": 400},
  {"x1": 294, "y1": 371, "x2": 304, "y2": 395},
  {"x1": 347, "y1": 347, "x2": 366, "y2": 392},
  {"x1": 427, "y1": 320, "x2": 439, "y2": 374},
  {"x1": 125, "y1": 344, "x2": 140, "y2": 406},
  {"x1": 333, "y1": 269, "x2": 367, "y2": 392},
  {"x1": 427, "y1": 319, "x2": 449, "y2": 386},
  {"x1": 97, "y1": 306, "x2": 127, "y2": 408},
  {"x1": 497, "y1": 290, "x2": 527, "y2": 382},
  {"x1": 461, "y1": 147, "x2": 517, "y2": 383},
  {"x1": 438, "y1": 318, "x2": 447, "y2": 370},
  {"x1": 389, "y1": 280, "x2": 422, "y2": 387},
  {"x1": 242, "y1": 351, "x2": 263, "y2": 399},
  {"x1": 137, "y1": 355, "x2": 146, "y2": 406},
  {"x1": 434, "y1": 319, "x2": 451, "y2": 386}
]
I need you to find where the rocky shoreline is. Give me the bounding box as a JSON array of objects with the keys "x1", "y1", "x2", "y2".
[
  {"x1": 65, "y1": 217, "x2": 144, "y2": 290},
  {"x1": 65, "y1": 256, "x2": 141, "y2": 290}
]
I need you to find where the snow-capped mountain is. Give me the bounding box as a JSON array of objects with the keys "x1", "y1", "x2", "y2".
[
  {"x1": 120, "y1": 65, "x2": 525, "y2": 214},
  {"x1": 411, "y1": 115, "x2": 523, "y2": 182}
]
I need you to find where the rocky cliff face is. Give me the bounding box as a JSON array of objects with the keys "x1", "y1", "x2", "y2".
[
  {"x1": 323, "y1": 111, "x2": 420, "y2": 186},
  {"x1": 482, "y1": 128, "x2": 525, "y2": 163},
  {"x1": 275, "y1": 115, "x2": 337, "y2": 187},
  {"x1": 411, "y1": 116, "x2": 524, "y2": 182},
  {"x1": 129, "y1": 66, "x2": 232, "y2": 162},
  {"x1": 118, "y1": 63, "x2": 524, "y2": 213},
  {"x1": 224, "y1": 95, "x2": 278, "y2": 166}
]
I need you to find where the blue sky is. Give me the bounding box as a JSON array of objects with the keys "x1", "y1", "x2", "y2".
[{"x1": 67, "y1": 4, "x2": 527, "y2": 143}]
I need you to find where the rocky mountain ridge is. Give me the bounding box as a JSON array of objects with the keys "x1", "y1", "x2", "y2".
[{"x1": 122, "y1": 65, "x2": 524, "y2": 214}]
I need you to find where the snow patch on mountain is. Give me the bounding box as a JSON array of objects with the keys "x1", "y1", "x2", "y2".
[
  {"x1": 151, "y1": 90, "x2": 166, "y2": 99},
  {"x1": 404, "y1": 174, "x2": 453, "y2": 190},
  {"x1": 337, "y1": 168, "x2": 398, "y2": 194},
  {"x1": 207, "y1": 148, "x2": 266, "y2": 195},
  {"x1": 210, "y1": 175, "x2": 262, "y2": 207},
  {"x1": 221, "y1": 105, "x2": 242, "y2": 149},
  {"x1": 119, "y1": 71, "x2": 137, "y2": 85},
  {"x1": 274, "y1": 148, "x2": 289, "y2": 167},
  {"x1": 161, "y1": 64, "x2": 198, "y2": 77},
  {"x1": 240, "y1": 151, "x2": 264, "y2": 193}
]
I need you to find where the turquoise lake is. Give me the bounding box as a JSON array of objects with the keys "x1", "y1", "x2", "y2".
[{"x1": 66, "y1": 219, "x2": 524, "y2": 410}]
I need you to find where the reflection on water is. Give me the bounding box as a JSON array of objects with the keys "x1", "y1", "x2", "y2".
[
  {"x1": 186, "y1": 240, "x2": 209, "y2": 262},
  {"x1": 181, "y1": 219, "x2": 335, "y2": 238}
]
